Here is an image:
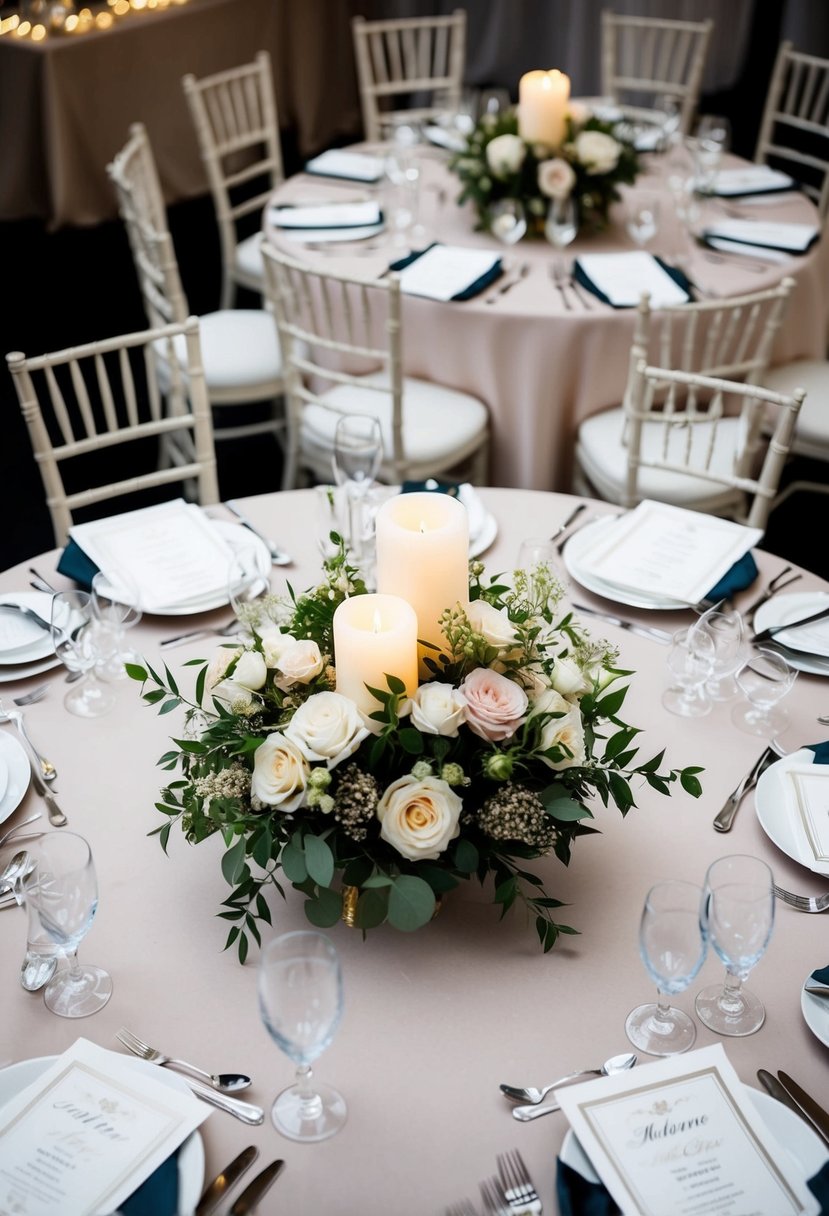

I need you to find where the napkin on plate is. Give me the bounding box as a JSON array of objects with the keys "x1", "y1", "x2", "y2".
[
  {"x1": 303, "y1": 149, "x2": 383, "y2": 183},
  {"x1": 57, "y1": 537, "x2": 100, "y2": 590},
  {"x1": 423, "y1": 124, "x2": 467, "y2": 153},
  {"x1": 389, "y1": 243, "x2": 503, "y2": 301},
  {"x1": 120, "y1": 1150, "x2": 180, "y2": 1216},
  {"x1": 711, "y1": 166, "x2": 796, "y2": 197},
  {"x1": 574, "y1": 253, "x2": 692, "y2": 308},
  {"x1": 705, "y1": 551, "x2": 758, "y2": 602},
  {"x1": 269, "y1": 201, "x2": 383, "y2": 230},
  {"x1": 701, "y1": 219, "x2": 819, "y2": 254},
  {"x1": 810, "y1": 964, "x2": 829, "y2": 987}
]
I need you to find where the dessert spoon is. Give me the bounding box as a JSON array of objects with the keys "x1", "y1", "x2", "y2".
[{"x1": 509, "y1": 1052, "x2": 637, "y2": 1120}]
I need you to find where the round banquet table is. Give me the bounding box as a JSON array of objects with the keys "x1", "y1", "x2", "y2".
[
  {"x1": 2, "y1": 489, "x2": 829, "y2": 1214},
  {"x1": 265, "y1": 147, "x2": 829, "y2": 495}
]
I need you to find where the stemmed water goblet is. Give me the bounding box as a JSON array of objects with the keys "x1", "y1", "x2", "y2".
[
  {"x1": 731, "y1": 647, "x2": 797, "y2": 735},
  {"x1": 489, "y1": 198, "x2": 527, "y2": 246},
  {"x1": 332, "y1": 414, "x2": 383, "y2": 577},
  {"x1": 699, "y1": 608, "x2": 747, "y2": 701},
  {"x1": 695, "y1": 854, "x2": 774, "y2": 1036},
  {"x1": 625, "y1": 880, "x2": 707, "y2": 1056},
  {"x1": 21, "y1": 831, "x2": 112, "y2": 1017},
  {"x1": 50, "y1": 590, "x2": 116, "y2": 718},
  {"x1": 625, "y1": 194, "x2": 661, "y2": 249},
  {"x1": 258, "y1": 930, "x2": 346, "y2": 1142},
  {"x1": 662, "y1": 625, "x2": 716, "y2": 717},
  {"x1": 544, "y1": 195, "x2": 577, "y2": 252},
  {"x1": 91, "y1": 569, "x2": 143, "y2": 680}
]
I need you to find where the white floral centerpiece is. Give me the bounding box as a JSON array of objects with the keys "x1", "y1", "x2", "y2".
[
  {"x1": 450, "y1": 103, "x2": 641, "y2": 236},
  {"x1": 131, "y1": 512, "x2": 700, "y2": 961}
]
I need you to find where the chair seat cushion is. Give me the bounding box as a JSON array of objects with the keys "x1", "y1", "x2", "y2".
[
  {"x1": 576, "y1": 407, "x2": 744, "y2": 513},
  {"x1": 300, "y1": 372, "x2": 488, "y2": 467},
  {"x1": 762, "y1": 359, "x2": 828, "y2": 453},
  {"x1": 235, "y1": 234, "x2": 265, "y2": 285},
  {"x1": 165, "y1": 310, "x2": 283, "y2": 399}
]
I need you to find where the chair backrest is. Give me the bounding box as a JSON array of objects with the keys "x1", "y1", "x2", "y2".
[
  {"x1": 352, "y1": 10, "x2": 466, "y2": 142},
  {"x1": 108, "y1": 123, "x2": 189, "y2": 330},
  {"x1": 260, "y1": 241, "x2": 406, "y2": 482},
  {"x1": 182, "y1": 51, "x2": 284, "y2": 298},
  {"x1": 625, "y1": 361, "x2": 806, "y2": 530},
  {"x1": 755, "y1": 41, "x2": 829, "y2": 221},
  {"x1": 6, "y1": 319, "x2": 219, "y2": 545},
  {"x1": 600, "y1": 10, "x2": 713, "y2": 135}
]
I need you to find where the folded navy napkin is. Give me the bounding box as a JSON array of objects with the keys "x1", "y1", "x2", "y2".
[
  {"x1": 556, "y1": 1154, "x2": 829, "y2": 1215},
  {"x1": 706, "y1": 551, "x2": 758, "y2": 602},
  {"x1": 120, "y1": 1150, "x2": 180, "y2": 1216},
  {"x1": 401, "y1": 478, "x2": 461, "y2": 497},
  {"x1": 57, "y1": 538, "x2": 99, "y2": 591},
  {"x1": 573, "y1": 257, "x2": 693, "y2": 308},
  {"x1": 388, "y1": 243, "x2": 503, "y2": 300},
  {"x1": 807, "y1": 741, "x2": 829, "y2": 765},
  {"x1": 811, "y1": 964, "x2": 829, "y2": 985}
]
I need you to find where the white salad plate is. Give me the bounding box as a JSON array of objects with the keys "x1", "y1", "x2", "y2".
[
  {"x1": 754, "y1": 592, "x2": 829, "y2": 675},
  {"x1": 0, "y1": 1055, "x2": 204, "y2": 1215},
  {"x1": 563, "y1": 516, "x2": 688, "y2": 610},
  {"x1": 0, "y1": 734, "x2": 31, "y2": 826},
  {"x1": 754, "y1": 747, "x2": 829, "y2": 876},
  {"x1": 560, "y1": 1087, "x2": 828, "y2": 1194},
  {"x1": 801, "y1": 974, "x2": 829, "y2": 1050},
  {"x1": 0, "y1": 592, "x2": 57, "y2": 665}
]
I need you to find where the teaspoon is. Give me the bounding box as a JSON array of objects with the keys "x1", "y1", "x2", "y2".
[
  {"x1": 0, "y1": 850, "x2": 31, "y2": 894},
  {"x1": 510, "y1": 1052, "x2": 637, "y2": 1120}
]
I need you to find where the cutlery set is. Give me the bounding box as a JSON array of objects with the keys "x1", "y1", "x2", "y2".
[
  {"x1": 195, "y1": 1148, "x2": 284, "y2": 1216},
  {"x1": 756, "y1": 1070, "x2": 829, "y2": 1149},
  {"x1": 712, "y1": 742, "x2": 783, "y2": 832},
  {"x1": 549, "y1": 261, "x2": 594, "y2": 311},
  {"x1": 486, "y1": 262, "x2": 529, "y2": 304}
]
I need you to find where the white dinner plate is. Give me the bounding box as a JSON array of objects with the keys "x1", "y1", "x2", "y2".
[
  {"x1": 469, "y1": 511, "x2": 498, "y2": 559},
  {"x1": 0, "y1": 1055, "x2": 204, "y2": 1215},
  {"x1": 801, "y1": 974, "x2": 829, "y2": 1050},
  {"x1": 754, "y1": 747, "x2": 829, "y2": 877},
  {"x1": 0, "y1": 593, "x2": 57, "y2": 665},
  {"x1": 0, "y1": 755, "x2": 8, "y2": 807},
  {"x1": 563, "y1": 516, "x2": 689, "y2": 611},
  {"x1": 754, "y1": 592, "x2": 829, "y2": 674},
  {"x1": 0, "y1": 655, "x2": 63, "y2": 684},
  {"x1": 561, "y1": 1087, "x2": 829, "y2": 1195},
  {"x1": 146, "y1": 521, "x2": 271, "y2": 617},
  {"x1": 0, "y1": 734, "x2": 30, "y2": 826}
]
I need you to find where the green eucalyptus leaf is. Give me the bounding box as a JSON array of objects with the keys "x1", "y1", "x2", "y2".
[
  {"x1": 221, "y1": 837, "x2": 247, "y2": 886},
  {"x1": 280, "y1": 839, "x2": 308, "y2": 883},
  {"x1": 355, "y1": 887, "x2": 389, "y2": 929},
  {"x1": 387, "y1": 875, "x2": 436, "y2": 931},
  {"x1": 304, "y1": 887, "x2": 343, "y2": 928},
  {"x1": 304, "y1": 835, "x2": 335, "y2": 888}
]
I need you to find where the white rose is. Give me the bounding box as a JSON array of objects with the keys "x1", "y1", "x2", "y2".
[
  {"x1": 532, "y1": 689, "x2": 586, "y2": 769},
  {"x1": 233, "y1": 650, "x2": 267, "y2": 691},
  {"x1": 411, "y1": 682, "x2": 467, "y2": 737},
  {"x1": 550, "y1": 656, "x2": 591, "y2": 698},
  {"x1": 205, "y1": 646, "x2": 242, "y2": 692},
  {"x1": 251, "y1": 732, "x2": 309, "y2": 811},
  {"x1": 538, "y1": 157, "x2": 576, "y2": 200},
  {"x1": 574, "y1": 130, "x2": 621, "y2": 175},
  {"x1": 285, "y1": 691, "x2": 369, "y2": 769},
  {"x1": 259, "y1": 627, "x2": 294, "y2": 669},
  {"x1": 275, "y1": 639, "x2": 324, "y2": 687},
  {"x1": 377, "y1": 775, "x2": 462, "y2": 861},
  {"x1": 467, "y1": 600, "x2": 520, "y2": 656},
  {"x1": 210, "y1": 679, "x2": 254, "y2": 712},
  {"x1": 485, "y1": 133, "x2": 526, "y2": 178}
]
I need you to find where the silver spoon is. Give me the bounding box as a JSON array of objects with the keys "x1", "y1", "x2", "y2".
[
  {"x1": 510, "y1": 1052, "x2": 637, "y2": 1121},
  {"x1": 0, "y1": 850, "x2": 30, "y2": 894}
]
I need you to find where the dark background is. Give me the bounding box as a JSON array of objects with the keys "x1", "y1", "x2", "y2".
[{"x1": 2, "y1": 0, "x2": 827, "y2": 575}]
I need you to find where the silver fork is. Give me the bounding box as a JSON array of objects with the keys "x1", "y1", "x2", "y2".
[
  {"x1": 160, "y1": 619, "x2": 241, "y2": 649},
  {"x1": 550, "y1": 259, "x2": 573, "y2": 311},
  {"x1": 497, "y1": 1150, "x2": 543, "y2": 1214},
  {"x1": 479, "y1": 1177, "x2": 511, "y2": 1216},
  {"x1": 116, "y1": 1027, "x2": 230, "y2": 1090},
  {"x1": 773, "y1": 884, "x2": 829, "y2": 913},
  {"x1": 445, "y1": 1202, "x2": 479, "y2": 1216},
  {"x1": 0, "y1": 698, "x2": 57, "y2": 783},
  {"x1": 0, "y1": 813, "x2": 42, "y2": 850},
  {"x1": 743, "y1": 568, "x2": 803, "y2": 626}
]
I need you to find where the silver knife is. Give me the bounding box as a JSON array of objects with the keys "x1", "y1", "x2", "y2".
[
  {"x1": 195, "y1": 1145, "x2": 259, "y2": 1216},
  {"x1": 712, "y1": 745, "x2": 777, "y2": 833},
  {"x1": 753, "y1": 604, "x2": 829, "y2": 644},
  {"x1": 804, "y1": 984, "x2": 829, "y2": 998},
  {"x1": 756, "y1": 1069, "x2": 815, "y2": 1128},
  {"x1": 777, "y1": 1071, "x2": 829, "y2": 1148},
  {"x1": 572, "y1": 603, "x2": 673, "y2": 644},
  {"x1": 28, "y1": 762, "x2": 68, "y2": 828},
  {"x1": 229, "y1": 1159, "x2": 286, "y2": 1215},
  {"x1": 550, "y1": 503, "x2": 586, "y2": 542}
]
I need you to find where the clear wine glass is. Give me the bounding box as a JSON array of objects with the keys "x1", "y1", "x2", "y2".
[
  {"x1": 699, "y1": 608, "x2": 747, "y2": 701},
  {"x1": 695, "y1": 854, "x2": 774, "y2": 1036},
  {"x1": 91, "y1": 569, "x2": 143, "y2": 680},
  {"x1": 332, "y1": 414, "x2": 383, "y2": 570},
  {"x1": 21, "y1": 832, "x2": 112, "y2": 1018},
  {"x1": 626, "y1": 194, "x2": 661, "y2": 249},
  {"x1": 544, "y1": 196, "x2": 577, "y2": 251},
  {"x1": 691, "y1": 115, "x2": 730, "y2": 194},
  {"x1": 662, "y1": 625, "x2": 715, "y2": 718},
  {"x1": 625, "y1": 880, "x2": 707, "y2": 1056},
  {"x1": 489, "y1": 198, "x2": 527, "y2": 245},
  {"x1": 731, "y1": 648, "x2": 797, "y2": 735},
  {"x1": 258, "y1": 930, "x2": 346, "y2": 1142},
  {"x1": 50, "y1": 590, "x2": 116, "y2": 718},
  {"x1": 227, "y1": 541, "x2": 269, "y2": 619}
]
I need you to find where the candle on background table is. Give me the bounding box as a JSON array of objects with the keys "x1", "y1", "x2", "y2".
[
  {"x1": 375, "y1": 493, "x2": 469, "y2": 669},
  {"x1": 518, "y1": 69, "x2": 570, "y2": 149},
  {"x1": 333, "y1": 593, "x2": 418, "y2": 716}
]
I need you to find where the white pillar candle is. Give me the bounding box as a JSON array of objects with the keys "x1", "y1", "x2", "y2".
[
  {"x1": 375, "y1": 492, "x2": 469, "y2": 669},
  {"x1": 518, "y1": 69, "x2": 570, "y2": 149},
  {"x1": 333, "y1": 593, "x2": 418, "y2": 716}
]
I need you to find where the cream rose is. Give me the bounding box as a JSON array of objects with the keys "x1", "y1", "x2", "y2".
[
  {"x1": 467, "y1": 600, "x2": 520, "y2": 656},
  {"x1": 251, "y1": 732, "x2": 309, "y2": 811},
  {"x1": 574, "y1": 130, "x2": 621, "y2": 174},
  {"x1": 233, "y1": 650, "x2": 267, "y2": 691},
  {"x1": 285, "y1": 691, "x2": 369, "y2": 769},
  {"x1": 460, "y1": 667, "x2": 528, "y2": 742},
  {"x1": 411, "y1": 682, "x2": 467, "y2": 737},
  {"x1": 258, "y1": 627, "x2": 295, "y2": 669},
  {"x1": 275, "y1": 639, "x2": 324, "y2": 687},
  {"x1": 538, "y1": 157, "x2": 576, "y2": 200},
  {"x1": 485, "y1": 133, "x2": 526, "y2": 178},
  {"x1": 205, "y1": 646, "x2": 242, "y2": 692},
  {"x1": 532, "y1": 689, "x2": 586, "y2": 769},
  {"x1": 550, "y1": 655, "x2": 590, "y2": 698},
  {"x1": 377, "y1": 775, "x2": 462, "y2": 861}
]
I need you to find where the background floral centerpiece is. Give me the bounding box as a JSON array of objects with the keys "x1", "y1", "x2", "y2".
[
  {"x1": 450, "y1": 102, "x2": 641, "y2": 236},
  {"x1": 131, "y1": 497, "x2": 701, "y2": 961}
]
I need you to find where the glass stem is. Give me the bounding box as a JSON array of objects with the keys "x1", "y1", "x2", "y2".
[
  {"x1": 718, "y1": 969, "x2": 745, "y2": 1015},
  {"x1": 294, "y1": 1064, "x2": 322, "y2": 1120},
  {"x1": 64, "y1": 948, "x2": 84, "y2": 983},
  {"x1": 651, "y1": 989, "x2": 676, "y2": 1033}
]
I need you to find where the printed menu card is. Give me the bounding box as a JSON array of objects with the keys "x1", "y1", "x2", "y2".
[
  {"x1": 0, "y1": 1038, "x2": 207, "y2": 1216},
  {"x1": 556, "y1": 1044, "x2": 819, "y2": 1216}
]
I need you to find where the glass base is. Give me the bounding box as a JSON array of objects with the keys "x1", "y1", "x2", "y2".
[
  {"x1": 64, "y1": 681, "x2": 116, "y2": 718},
  {"x1": 662, "y1": 687, "x2": 711, "y2": 718},
  {"x1": 695, "y1": 983, "x2": 765, "y2": 1036},
  {"x1": 271, "y1": 1081, "x2": 347, "y2": 1143},
  {"x1": 44, "y1": 964, "x2": 113, "y2": 1018},
  {"x1": 625, "y1": 1003, "x2": 697, "y2": 1056},
  {"x1": 731, "y1": 702, "x2": 789, "y2": 737}
]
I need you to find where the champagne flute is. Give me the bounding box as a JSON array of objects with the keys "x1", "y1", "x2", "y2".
[
  {"x1": 91, "y1": 569, "x2": 143, "y2": 680},
  {"x1": 731, "y1": 648, "x2": 797, "y2": 735},
  {"x1": 695, "y1": 854, "x2": 774, "y2": 1036},
  {"x1": 699, "y1": 608, "x2": 746, "y2": 701},
  {"x1": 21, "y1": 832, "x2": 112, "y2": 1017},
  {"x1": 332, "y1": 414, "x2": 383, "y2": 571},
  {"x1": 50, "y1": 590, "x2": 116, "y2": 718},
  {"x1": 625, "y1": 880, "x2": 707, "y2": 1056},
  {"x1": 258, "y1": 930, "x2": 346, "y2": 1142},
  {"x1": 662, "y1": 625, "x2": 715, "y2": 718}
]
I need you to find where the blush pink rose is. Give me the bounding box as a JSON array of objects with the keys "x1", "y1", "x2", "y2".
[{"x1": 459, "y1": 667, "x2": 528, "y2": 742}]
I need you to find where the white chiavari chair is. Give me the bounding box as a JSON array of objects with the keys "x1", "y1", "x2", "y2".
[{"x1": 755, "y1": 41, "x2": 829, "y2": 221}]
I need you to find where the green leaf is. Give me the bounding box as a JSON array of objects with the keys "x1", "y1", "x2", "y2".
[
  {"x1": 163, "y1": 664, "x2": 180, "y2": 697},
  {"x1": 280, "y1": 839, "x2": 308, "y2": 883},
  {"x1": 452, "y1": 838, "x2": 479, "y2": 873},
  {"x1": 159, "y1": 698, "x2": 181, "y2": 715},
  {"x1": 398, "y1": 727, "x2": 425, "y2": 755},
  {"x1": 387, "y1": 875, "x2": 436, "y2": 932},
  {"x1": 362, "y1": 874, "x2": 394, "y2": 889},
  {"x1": 221, "y1": 837, "x2": 247, "y2": 886},
  {"x1": 355, "y1": 887, "x2": 389, "y2": 929},
  {"x1": 125, "y1": 663, "x2": 148, "y2": 682},
  {"x1": 195, "y1": 665, "x2": 207, "y2": 707},
  {"x1": 680, "y1": 771, "x2": 703, "y2": 798},
  {"x1": 143, "y1": 688, "x2": 166, "y2": 705},
  {"x1": 251, "y1": 827, "x2": 274, "y2": 869},
  {"x1": 304, "y1": 887, "x2": 343, "y2": 928},
  {"x1": 238, "y1": 933, "x2": 249, "y2": 965},
  {"x1": 541, "y1": 789, "x2": 591, "y2": 822},
  {"x1": 304, "y1": 835, "x2": 335, "y2": 888}
]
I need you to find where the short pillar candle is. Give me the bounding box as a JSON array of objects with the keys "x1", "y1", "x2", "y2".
[
  {"x1": 375, "y1": 492, "x2": 469, "y2": 667},
  {"x1": 333, "y1": 593, "x2": 418, "y2": 716},
  {"x1": 518, "y1": 69, "x2": 570, "y2": 148}
]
